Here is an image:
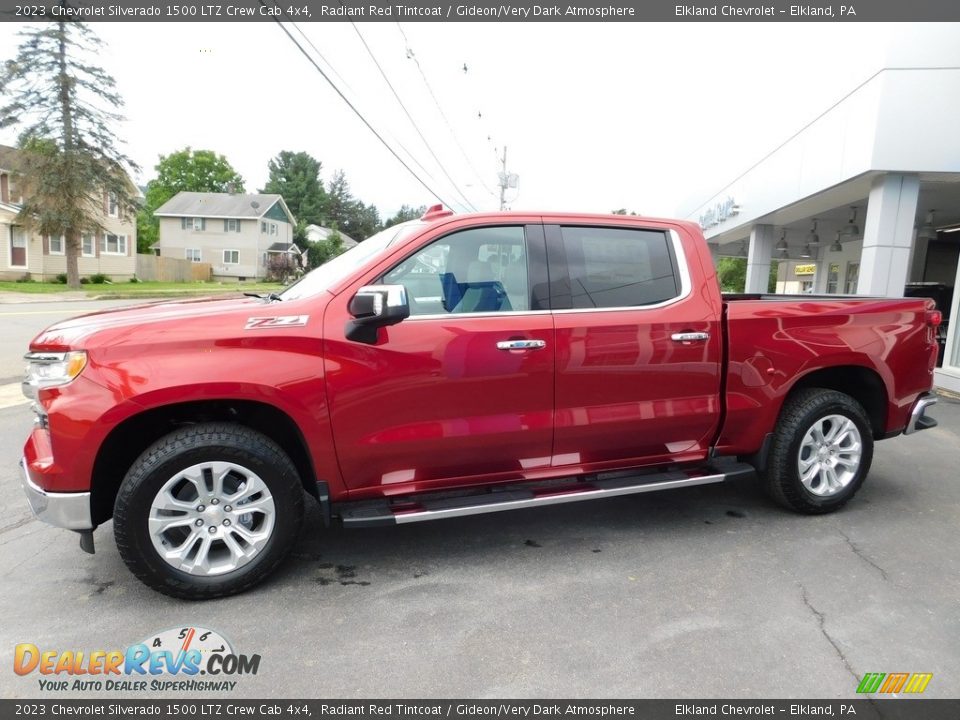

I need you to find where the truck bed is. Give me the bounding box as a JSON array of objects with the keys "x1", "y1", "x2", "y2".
[{"x1": 716, "y1": 293, "x2": 937, "y2": 457}]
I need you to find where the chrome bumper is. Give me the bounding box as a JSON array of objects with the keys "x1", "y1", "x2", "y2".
[
  {"x1": 904, "y1": 393, "x2": 938, "y2": 435},
  {"x1": 19, "y1": 457, "x2": 94, "y2": 530}
]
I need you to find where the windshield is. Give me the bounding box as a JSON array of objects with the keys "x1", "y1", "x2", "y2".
[{"x1": 279, "y1": 221, "x2": 426, "y2": 301}]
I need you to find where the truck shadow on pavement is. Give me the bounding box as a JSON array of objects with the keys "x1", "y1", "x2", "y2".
[{"x1": 262, "y1": 472, "x2": 905, "y2": 595}]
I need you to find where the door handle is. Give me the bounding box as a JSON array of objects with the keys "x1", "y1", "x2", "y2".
[
  {"x1": 497, "y1": 339, "x2": 547, "y2": 351},
  {"x1": 670, "y1": 332, "x2": 710, "y2": 343}
]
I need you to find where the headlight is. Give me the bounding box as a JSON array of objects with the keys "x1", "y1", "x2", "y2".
[{"x1": 22, "y1": 351, "x2": 88, "y2": 400}]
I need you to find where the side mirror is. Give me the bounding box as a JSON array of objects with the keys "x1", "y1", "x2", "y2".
[{"x1": 345, "y1": 284, "x2": 410, "y2": 344}]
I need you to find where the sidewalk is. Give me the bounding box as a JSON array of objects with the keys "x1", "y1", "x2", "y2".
[
  {"x1": 0, "y1": 291, "x2": 91, "y2": 304},
  {"x1": 0, "y1": 288, "x2": 248, "y2": 304}
]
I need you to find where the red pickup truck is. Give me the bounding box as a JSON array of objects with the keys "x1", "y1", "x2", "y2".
[{"x1": 20, "y1": 208, "x2": 941, "y2": 598}]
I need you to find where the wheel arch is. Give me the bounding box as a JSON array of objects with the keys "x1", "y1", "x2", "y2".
[
  {"x1": 91, "y1": 399, "x2": 320, "y2": 526},
  {"x1": 785, "y1": 365, "x2": 888, "y2": 439}
]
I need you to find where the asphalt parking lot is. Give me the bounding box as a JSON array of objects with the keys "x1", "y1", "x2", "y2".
[{"x1": 1, "y1": 299, "x2": 959, "y2": 700}]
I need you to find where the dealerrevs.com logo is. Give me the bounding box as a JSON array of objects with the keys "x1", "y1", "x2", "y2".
[
  {"x1": 14, "y1": 627, "x2": 260, "y2": 693},
  {"x1": 856, "y1": 672, "x2": 933, "y2": 694}
]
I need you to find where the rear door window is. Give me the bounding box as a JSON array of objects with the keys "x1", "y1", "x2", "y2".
[{"x1": 558, "y1": 226, "x2": 680, "y2": 309}]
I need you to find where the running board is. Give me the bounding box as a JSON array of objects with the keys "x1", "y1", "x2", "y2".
[{"x1": 338, "y1": 462, "x2": 756, "y2": 528}]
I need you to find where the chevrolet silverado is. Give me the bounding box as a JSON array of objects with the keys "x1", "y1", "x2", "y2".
[{"x1": 20, "y1": 207, "x2": 941, "y2": 598}]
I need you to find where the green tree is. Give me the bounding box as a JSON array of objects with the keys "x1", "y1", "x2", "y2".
[
  {"x1": 0, "y1": 19, "x2": 138, "y2": 288},
  {"x1": 384, "y1": 204, "x2": 426, "y2": 229},
  {"x1": 323, "y1": 169, "x2": 381, "y2": 241},
  {"x1": 323, "y1": 170, "x2": 352, "y2": 228},
  {"x1": 768, "y1": 261, "x2": 781, "y2": 292},
  {"x1": 716, "y1": 257, "x2": 747, "y2": 292},
  {"x1": 306, "y1": 226, "x2": 345, "y2": 269},
  {"x1": 716, "y1": 257, "x2": 779, "y2": 293},
  {"x1": 261, "y1": 150, "x2": 327, "y2": 248},
  {"x1": 349, "y1": 202, "x2": 381, "y2": 241},
  {"x1": 137, "y1": 147, "x2": 244, "y2": 252}
]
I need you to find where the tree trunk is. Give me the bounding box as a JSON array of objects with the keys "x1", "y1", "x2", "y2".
[
  {"x1": 65, "y1": 230, "x2": 81, "y2": 288},
  {"x1": 56, "y1": 20, "x2": 82, "y2": 289}
]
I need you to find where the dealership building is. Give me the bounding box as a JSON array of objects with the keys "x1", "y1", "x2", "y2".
[{"x1": 682, "y1": 25, "x2": 960, "y2": 393}]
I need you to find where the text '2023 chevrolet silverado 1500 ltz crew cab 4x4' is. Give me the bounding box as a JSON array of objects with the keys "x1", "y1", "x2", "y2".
[{"x1": 20, "y1": 207, "x2": 941, "y2": 598}]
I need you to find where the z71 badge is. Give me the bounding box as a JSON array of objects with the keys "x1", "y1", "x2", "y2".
[{"x1": 244, "y1": 315, "x2": 309, "y2": 329}]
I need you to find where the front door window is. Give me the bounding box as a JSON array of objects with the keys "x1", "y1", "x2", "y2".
[{"x1": 383, "y1": 226, "x2": 530, "y2": 315}]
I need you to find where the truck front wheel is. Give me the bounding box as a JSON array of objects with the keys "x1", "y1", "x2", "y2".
[
  {"x1": 764, "y1": 388, "x2": 874, "y2": 514},
  {"x1": 113, "y1": 423, "x2": 304, "y2": 599}
]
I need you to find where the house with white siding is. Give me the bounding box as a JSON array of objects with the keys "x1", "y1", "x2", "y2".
[
  {"x1": 0, "y1": 144, "x2": 138, "y2": 281},
  {"x1": 305, "y1": 224, "x2": 358, "y2": 249},
  {"x1": 155, "y1": 192, "x2": 297, "y2": 281}
]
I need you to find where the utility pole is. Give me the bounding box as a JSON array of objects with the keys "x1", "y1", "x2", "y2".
[{"x1": 497, "y1": 146, "x2": 518, "y2": 210}]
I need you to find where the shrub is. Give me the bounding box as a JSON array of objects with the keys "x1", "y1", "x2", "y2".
[
  {"x1": 129, "y1": 276, "x2": 141, "y2": 283},
  {"x1": 265, "y1": 254, "x2": 299, "y2": 283},
  {"x1": 89, "y1": 273, "x2": 111, "y2": 284},
  {"x1": 54, "y1": 273, "x2": 67, "y2": 284},
  {"x1": 80, "y1": 277, "x2": 90, "y2": 284},
  {"x1": 16, "y1": 273, "x2": 34, "y2": 283}
]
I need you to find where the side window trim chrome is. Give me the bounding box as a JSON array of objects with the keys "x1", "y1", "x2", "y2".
[{"x1": 406, "y1": 310, "x2": 552, "y2": 321}]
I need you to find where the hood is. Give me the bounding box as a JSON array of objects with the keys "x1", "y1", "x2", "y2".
[{"x1": 30, "y1": 295, "x2": 303, "y2": 351}]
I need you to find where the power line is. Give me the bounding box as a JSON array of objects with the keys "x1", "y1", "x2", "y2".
[
  {"x1": 259, "y1": 1, "x2": 457, "y2": 210},
  {"x1": 289, "y1": 21, "x2": 453, "y2": 205},
  {"x1": 350, "y1": 22, "x2": 478, "y2": 213},
  {"x1": 289, "y1": 22, "x2": 354, "y2": 97},
  {"x1": 395, "y1": 22, "x2": 498, "y2": 200}
]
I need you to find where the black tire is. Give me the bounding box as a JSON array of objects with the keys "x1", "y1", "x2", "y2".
[
  {"x1": 114, "y1": 423, "x2": 304, "y2": 599},
  {"x1": 763, "y1": 388, "x2": 874, "y2": 514}
]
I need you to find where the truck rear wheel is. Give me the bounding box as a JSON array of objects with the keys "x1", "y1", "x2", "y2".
[
  {"x1": 764, "y1": 388, "x2": 873, "y2": 514},
  {"x1": 114, "y1": 423, "x2": 304, "y2": 599}
]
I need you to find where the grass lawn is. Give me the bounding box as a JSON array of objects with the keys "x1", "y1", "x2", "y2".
[{"x1": 0, "y1": 281, "x2": 285, "y2": 296}]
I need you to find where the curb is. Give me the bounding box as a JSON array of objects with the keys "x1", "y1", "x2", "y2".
[
  {"x1": 0, "y1": 289, "x2": 255, "y2": 304},
  {"x1": 87, "y1": 291, "x2": 243, "y2": 301}
]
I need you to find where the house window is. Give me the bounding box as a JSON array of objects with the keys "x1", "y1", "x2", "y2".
[
  {"x1": 82, "y1": 234, "x2": 95, "y2": 257},
  {"x1": 49, "y1": 235, "x2": 65, "y2": 255},
  {"x1": 10, "y1": 226, "x2": 27, "y2": 268},
  {"x1": 271, "y1": 224, "x2": 278, "y2": 236},
  {"x1": 845, "y1": 262, "x2": 860, "y2": 294},
  {"x1": 108, "y1": 192, "x2": 119, "y2": 218},
  {"x1": 185, "y1": 248, "x2": 202, "y2": 263},
  {"x1": 102, "y1": 234, "x2": 127, "y2": 255},
  {"x1": 261, "y1": 221, "x2": 267, "y2": 233},
  {"x1": 223, "y1": 249, "x2": 239, "y2": 265},
  {"x1": 182, "y1": 217, "x2": 205, "y2": 231},
  {"x1": 826, "y1": 263, "x2": 840, "y2": 294},
  {"x1": 5, "y1": 175, "x2": 24, "y2": 204},
  {"x1": 261, "y1": 221, "x2": 278, "y2": 235},
  {"x1": 225, "y1": 219, "x2": 241, "y2": 232}
]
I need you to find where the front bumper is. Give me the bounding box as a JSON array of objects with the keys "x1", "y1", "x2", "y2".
[{"x1": 20, "y1": 457, "x2": 94, "y2": 530}]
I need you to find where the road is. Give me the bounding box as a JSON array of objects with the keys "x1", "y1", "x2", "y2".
[
  {"x1": 1, "y1": 300, "x2": 959, "y2": 699},
  {"x1": 0, "y1": 300, "x2": 144, "y2": 385}
]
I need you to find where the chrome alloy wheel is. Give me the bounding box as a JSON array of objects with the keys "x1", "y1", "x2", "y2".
[
  {"x1": 148, "y1": 461, "x2": 276, "y2": 576},
  {"x1": 797, "y1": 414, "x2": 863, "y2": 497}
]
